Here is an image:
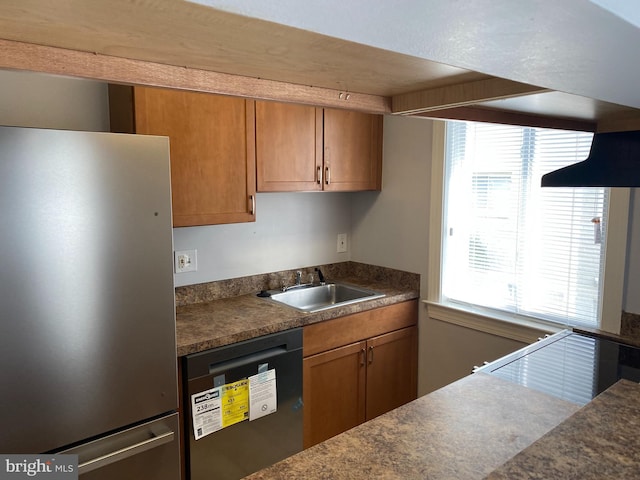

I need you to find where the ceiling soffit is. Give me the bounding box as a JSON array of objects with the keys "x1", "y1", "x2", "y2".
[{"x1": 0, "y1": 0, "x2": 638, "y2": 130}]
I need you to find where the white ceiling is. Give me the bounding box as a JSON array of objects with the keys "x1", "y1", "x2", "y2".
[
  {"x1": 1, "y1": 0, "x2": 638, "y2": 129},
  {"x1": 191, "y1": 0, "x2": 640, "y2": 110},
  {"x1": 590, "y1": 0, "x2": 640, "y2": 28}
]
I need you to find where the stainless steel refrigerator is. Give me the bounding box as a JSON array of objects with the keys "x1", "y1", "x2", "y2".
[{"x1": 0, "y1": 126, "x2": 180, "y2": 479}]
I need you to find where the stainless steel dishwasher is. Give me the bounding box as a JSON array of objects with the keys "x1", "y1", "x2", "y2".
[{"x1": 184, "y1": 328, "x2": 303, "y2": 480}]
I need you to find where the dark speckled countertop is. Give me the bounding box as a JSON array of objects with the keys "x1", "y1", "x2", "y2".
[
  {"x1": 175, "y1": 263, "x2": 420, "y2": 356},
  {"x1": 243, "y1": 375, "x2": 640, "y2": 480},
  {"x1": 243, "y1": 373, "x2": 581, "y2": 480},
  {"x1": 487, "y1": 379, "x2": 640, "y2": 479}
]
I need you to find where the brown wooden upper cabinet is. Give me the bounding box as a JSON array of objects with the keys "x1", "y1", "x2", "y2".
[
  {"x1": 256, "y1": 101, "x2": 383, "y2": 192},
  {"x1": 109, "y1": 85, "x2": 256, "y2": 227}
]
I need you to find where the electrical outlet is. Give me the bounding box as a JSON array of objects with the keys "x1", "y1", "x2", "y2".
[
  {"x1": 337, "y1": 233, "x2": 348, "y2": 253},
  {"x1": 175, "y1": 249, "x2": 197, "y2": 273}
]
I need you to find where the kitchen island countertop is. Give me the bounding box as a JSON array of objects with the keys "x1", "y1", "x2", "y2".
[
  {"x1": 243, "y1": 373, "x2": 581, "y2": 480},
  {"x1": 487, "y1": 378, "x2": 640, "y2": 479}
]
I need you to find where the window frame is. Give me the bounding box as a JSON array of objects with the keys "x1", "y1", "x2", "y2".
[{"x1": 427, "y1": 121, "x2": 630, "y2": 340}]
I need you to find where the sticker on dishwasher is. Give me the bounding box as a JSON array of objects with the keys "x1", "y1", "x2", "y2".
[
  {"x1": 249, "y1": 369, "x2": 277, "y2": 421},
  {"x1": 191, "y1": 388, "x2": 222, "y2": 440},
  {"x1": 191, "y1": 379, "x2": 250, "y2": 440},
  {"x1": 220, "y1": 379, "x2": 250, "y2": 428}
]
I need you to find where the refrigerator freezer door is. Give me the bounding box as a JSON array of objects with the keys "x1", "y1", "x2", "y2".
[
  {"x1": 61, "y1": 413, "x2": 180, "y2": 480},
  {"x1": 0, "y1": 127, "x2": 178, "y2": 453}
]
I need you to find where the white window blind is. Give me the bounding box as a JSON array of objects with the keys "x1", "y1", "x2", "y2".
[{"x1": 442, "y1": 121, "x2": 608, "y2": 328}]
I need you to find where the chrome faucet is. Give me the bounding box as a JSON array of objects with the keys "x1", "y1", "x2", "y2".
[
  {"x1": 281, "y1": 268, "x2": 326, "y2": 292},
  {"x1": 282, "y1": 270, "x2": 306, "y2": 292}
]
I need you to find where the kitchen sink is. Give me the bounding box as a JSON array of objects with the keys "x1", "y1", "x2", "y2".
[{"x1": 261, "y1": 282, "x2": 385, "y2": 313}]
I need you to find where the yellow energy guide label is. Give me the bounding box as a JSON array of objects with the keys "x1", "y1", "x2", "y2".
[{"x1": 191, "y1": 372, "x2": 276, "y2": 440}]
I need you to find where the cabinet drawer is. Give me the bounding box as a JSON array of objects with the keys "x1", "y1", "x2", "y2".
[{"x1": 303, "y1": 300, "x2": 418, "y2": 357}]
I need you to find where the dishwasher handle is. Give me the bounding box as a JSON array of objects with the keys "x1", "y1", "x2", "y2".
[
  {"x1": 186, "y1": 328, "x2": 302, "y2": 380},
  {"x1": 208, "y1": 346, "x2": 287, "y2": 376}
]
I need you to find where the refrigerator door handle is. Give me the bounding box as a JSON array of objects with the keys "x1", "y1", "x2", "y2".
[{"x1": 78, "y1": 428, "x2": 175, "y2": 475}]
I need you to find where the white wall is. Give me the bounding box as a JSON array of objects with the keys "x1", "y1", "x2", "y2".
[
  {"x1": 421, "y1": 318, "x2": 527, "y2": 390},
  {"x1": 352, "y1": 115, "x2": 436, "y2": 394},
  {"x1": 351, "y1": 115, "x2": 430, "y2": 278},
  {"x1": 173, "y1": 192, "x2": 352, "y2": 286},
  {"x1": 624, "y1": 189, "x2": 640, "y2": 313},
  {"x1": 0, "y1": 70, "x2": 109, "y2": 131}
]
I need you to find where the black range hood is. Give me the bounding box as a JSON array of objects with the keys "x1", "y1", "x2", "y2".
[{"x1": 541, "y1": 130, "x2": 640, "y2": 187}]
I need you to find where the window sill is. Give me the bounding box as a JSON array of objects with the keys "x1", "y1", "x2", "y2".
[{"x1": 423, "y1": 300, "x2": 564, "y2": 344}]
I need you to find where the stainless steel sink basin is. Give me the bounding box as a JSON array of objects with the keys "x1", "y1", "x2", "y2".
[{"x1": 263, "y1": 282, "x2": 385, "y2": 313}]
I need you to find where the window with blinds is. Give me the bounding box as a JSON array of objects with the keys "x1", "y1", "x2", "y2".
[{"x1": 442, "y1": 121, "x2": 607, "y2": 328}]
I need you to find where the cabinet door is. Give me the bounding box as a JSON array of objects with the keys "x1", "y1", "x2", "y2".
[
  {"x1": 303, "y1": 341, "x2": 366, "y2": 448},
  {"x1": 132, "y1": 86, "x2": 256, "y2": 227},
  {"x1": 323, "y1": 108, "x2": 383, "y2": 192},
  {"x1": 365, "y1": 326, "x2": 418, "y2": 420},
  {"x1": 256, "y1": 101, "x2": 323, "y2": 192}
]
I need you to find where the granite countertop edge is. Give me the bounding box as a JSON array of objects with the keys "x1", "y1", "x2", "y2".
[{"x1": 176, "y1": 277, "x2": 419, "y2": 357}]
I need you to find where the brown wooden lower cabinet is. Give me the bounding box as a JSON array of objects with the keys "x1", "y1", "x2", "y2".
[
  {"x1": 303, "y1": 342, "x2": 366, "y2": 448},
  {"x1": 303, "y1": 301, "x2": 418, "y2": 448},
  {"x1": 365, "y1": 326, "x2": 418, "y2": 420}
]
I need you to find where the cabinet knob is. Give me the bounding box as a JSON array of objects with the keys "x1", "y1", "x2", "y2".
[
  {"x1": 325, "y1": 166, "x2": 331, "y2": 185},
  {"x1": 368, "y1": 345, "x2": 374, "y2": 364},
  {"x1": 249, "y1": 195, "x2": 256, "y2": 215},
  {"x1": 360, "y1": 348, "x2": 366, "y2": 367},
  {"x1": 317, "y1": 166, "x2": 322, "y2": 185}
]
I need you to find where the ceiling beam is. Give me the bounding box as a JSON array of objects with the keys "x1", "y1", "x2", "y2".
[
  {"x1": 392, "y1": 78, "x2": 549, "y2": 115},
  {"x1": 0, "y1": 39, "x2": 391, "y2": 114},
  {"x1": 597, "y1": 110, "x2": 640, "y2": 133},
  {"x1": 415, "y1": 106, "x2": 596, "y2": 132}
]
